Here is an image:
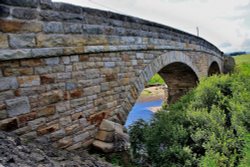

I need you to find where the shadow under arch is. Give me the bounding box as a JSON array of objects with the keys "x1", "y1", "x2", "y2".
[
  {"x1": 208, "y1": 61, "x2": 221, "y2": 76},
  {"x1": 158, "y1": 62, "x2": 199, "y2": 104},
  {"x1": 116, "y1": 51, "x2": 200, "y2": 124}
]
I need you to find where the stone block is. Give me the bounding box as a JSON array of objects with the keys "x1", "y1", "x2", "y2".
[
  {"x1": 0, "y1": 77, "x2": 18, "y2": 91},
  {"x1": 37, "y1": 123, "x2": 60, "y2": 136},
  {"x1": 37, "y1": 106, "x2": 55, "y2": 117},
  {"x1": 81, "y1": 138, "x2": 94, "y2": 149},
  {"x1": 36, "y1": 34, "x2": 65, "y2": 48},
  {"x1": 104, "y1": 62, "x2": 115, "y2": 68},
  {"x1": 65, "y1": 142, "x2": 83, "y2": 150},
  {"x1": 3, "y1": 67, "x2": 33, "y2": 77},
  {"x1": 0, "y1": 19, "x2": 42, "y2": 33},
  {"x1": 43, "y1": 22, "x2": 64, "y2": 33},
  {"x1": 59, "y1": 116, "x2": 72, "y2": 126},
  {"x1": 40, "y1": 0, "x2": 53, "y2": 9},
  {"x1": 0, "y1": 110, "x2": 7, "y2": 119},
  {"x1": 61, "y1": 56, "x2": 70, "y2": 64},
  {"x1": 64, "y1": 23, "x2": 82, "y2": 34},
  {"x1": 65, "y1": 124, "x2": 80, "y2": 135},
  {"x1": 64, "y1": 35, "x2": 87, "y2": 47},
  {"x1": 40, "y1": 90, "x2": 63, "y2": 105},
  {"x1": 54, "y1": 3, "x2": 82, "y2": 14},
  {"x1": 31, "y1": 48, "x2": 63, "y2": 58},
  {"x1": 50, "y1": 129, "x2": 65, "y2": 141},
  {"x1": 95, "y1": 130, "x2": 114, "y2": 142},
  {"x1": 20, "y1": 59, "x2": 44, "y2": 67},
  {"x1": 83, "y1": 85, "x2": 101, "y2": 96},
  {"x1": 70, "y1": 97, "x2": 86, "y2": 108},
  {"x1": 40, "y1": 74, "x2": 55, "y2": 84},
  {"x1": 79, "y1": 118, "x2": 88, "y2": 127},
  {"x1": 0, "y1": 33, "x2": 8, "y2": 48},
  {"x1": 65, "y1": 82, "x2": 77, "y2": 90},
  {"x1": 71, "y1": 112, "x2": 83, "y2": 121},
  {"x1": 45, "y1": 57, "x2": 59, "y2": 65},
  {"x1": 9, "y1": 34, "x2": 36, "y2": 48},
  {"x1": 0, "y1": 90, "x2": 15, "y2": 101},
  {"x1": 63, "y1": 47, "x2": 85, "y2": 55},
  {"x1": 28, "y1": 117, "x2": 46, "y2": 130},
  {"x1": 92, "y1": 140, "x2": 114, "y2": 153},
  {"x1": 99, "y1": 119, "x2": 123, "y2": 133},
  {"x1": 17, "y1": 75, "x2": 40, "y2": 87},
  {"x1": 0, "y1": 117, "x2": 18, "y2": 131},
  {"x1": 34, "y1": 66, "x2": 52, "y2": 74},
  {"x1": 55, "y1": 101, "x2": 70, "y2": 113},
  {"x1": 12, "y1": 8, "x2": 38, "y2": 20},
  {"x1": 5, "y1": 97, "x2": 30, "y2": 117},
  {"x1": 18, "y1": 112, "x2": 36, "y2": 126},
  {"x1": 70, "y1": 89, "x2": 83, "y2": 99},
  {"x1": 0, "y1": 49, "x2": 32, "y2": 61},
  {"x1": 70, "y1": 55, "x2": 79, "y2": 62},
  {"x1": 0, "y1": 5, "x2": 10, "y2": 18},
  {"x1": 56, "y1": 72, "x2": 71, "y2": 79},
  {"x1": 73, "y1": 131, "x2": 89, "y2": 143},
  {"x1": 56, "y1": 137, "x2": 73, "y2": 148},
  {"x1": 1, "y1": 0, "x2": 38, "y2": 8},
  {"x1": 65, "y1": 65, "x2": 72, "y2": 73}
]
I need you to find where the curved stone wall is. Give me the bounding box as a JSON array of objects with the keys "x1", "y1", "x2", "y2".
[{"x1": 0, "y1": 0, "x2": 228, "y2": 150}]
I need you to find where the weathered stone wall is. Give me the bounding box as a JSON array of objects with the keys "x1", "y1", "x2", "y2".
[{"x1": 0, "y1": 0, "x2": 226, "y2": 150}]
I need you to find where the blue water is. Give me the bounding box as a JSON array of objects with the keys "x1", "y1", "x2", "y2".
[{"x1": 125, "y1": 99, "x2": 163, "y2": 128}]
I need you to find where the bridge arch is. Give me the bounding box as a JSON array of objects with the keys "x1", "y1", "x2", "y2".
[
  {"x1": 117, "y1": 51, "x2": 200, "y2": 124},
  {"x1": 208, "y1": 61, "x2": 221, "y2": 76},
  {"x1": 0, "y1": 0, "x2": 233, "y2": 151}
]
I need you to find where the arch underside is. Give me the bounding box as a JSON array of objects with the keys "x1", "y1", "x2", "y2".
[
  {"x1": 159, "y1": 62, "x2": 199, "y2": 104},
  {"x1": 118, "y1": 51, "x2": 202, "y2": 124},
  {"x1": 208, "y1": 61, "x2": 221, "y2": 76}
]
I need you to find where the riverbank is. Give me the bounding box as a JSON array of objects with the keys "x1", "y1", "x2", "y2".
[{"x1": 137, "y1": 85, "x2": 166, "y2": 103}]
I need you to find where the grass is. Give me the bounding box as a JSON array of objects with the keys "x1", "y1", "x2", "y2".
[
  {"x1": 234, "y1": 54, "x2": 250, "y2": 64},
  {"x1": 147, "y1": 73, "x2": 165, "y2": 86},
  {"x1": 234, "y1": 54, "x2": 250, "y2": 74}
]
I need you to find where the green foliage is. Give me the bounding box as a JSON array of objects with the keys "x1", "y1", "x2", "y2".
[
  {"x1": 239, "y1": 134, "x2": 250, "y2": 167},
  {"x1": 129, "y1": 55, "x2": 250, "y2": 167},
  {"x1": 234, "y1": 54, "x2": 250, "y2": 65},
  {"x1": 147, "y1": 74, "x2": 165, "y2": 86}
]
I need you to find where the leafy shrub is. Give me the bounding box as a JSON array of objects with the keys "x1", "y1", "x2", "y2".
[{"x1": 129, "y1": 61, "x2": 250, "y2": 166}]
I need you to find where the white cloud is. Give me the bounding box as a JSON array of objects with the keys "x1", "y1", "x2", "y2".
[{"x1": 53, "y1": 0, "x2": 250, "y2": 52}]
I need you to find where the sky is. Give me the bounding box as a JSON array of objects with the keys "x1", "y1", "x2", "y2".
[{"x1": 53, "y1": 0, "x2": 250, "y2": 53}]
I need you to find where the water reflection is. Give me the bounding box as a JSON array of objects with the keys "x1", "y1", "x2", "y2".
[{"x1": 125, "y1": 99, "x2": 163, "y2": 128}]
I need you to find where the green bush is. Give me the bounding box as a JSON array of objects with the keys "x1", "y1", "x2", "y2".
[
  {"x1": 129, "y1": 59, "x2": 250, "y2": 167},
  {"x1": 147, "y1": 74, "x2": 165, "y2": 86}
]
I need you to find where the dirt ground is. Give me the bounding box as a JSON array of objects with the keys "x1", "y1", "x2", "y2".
[{"x1": 137, "y1": 85, "x2": 166, "y2": 103}]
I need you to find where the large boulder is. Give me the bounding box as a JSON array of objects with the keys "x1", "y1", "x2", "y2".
[{"x1": 92, "y1": 119, "x2": 129, "y2": 153}]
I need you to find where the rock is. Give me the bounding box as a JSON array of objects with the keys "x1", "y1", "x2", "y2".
[
  {"x1": 0, "y1": 5, "x2": 10, "y2": 18},
  {"x1": 92, "y1": 140, "x2": 114, "y2": 153},
  {"x1": 99, "y1": 119, "x2": 115, "y2": 132},
  {"x1": 43, "y1": 22, "x2": 64, "y2": 33},
  {"x1": 95, "y1": 130, "x2": 114, "y2": 142},
  {"x1": 0, "y1": 131, "x2": 113, "y2": 166},
  {"x1": 0, "y1": 77, "x2": 18, "y2": 91},
  {"x1": 12, "y1": 8, "x2": 38, "y2": 20},
  {"x1": 9, "y1": 34, "x2": 36, "y2": 49},
  {"x1": 5, "y1": 97, "x2": 30, "y2": 117},
  {"x1": 93, "y1": 119, "x2": 130, "y2": 152}
]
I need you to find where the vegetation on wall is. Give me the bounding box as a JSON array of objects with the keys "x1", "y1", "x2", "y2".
[
  {"x1": 147, "y1": 73, "x2": 165, "y2": 86},
  {"x1": 128, "y1": 54, "x2": 250, "y2": 167}
]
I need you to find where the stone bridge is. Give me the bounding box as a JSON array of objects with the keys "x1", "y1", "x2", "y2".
[{"x1": 0, "y1": 0, "x2": 232, "y2": 150}]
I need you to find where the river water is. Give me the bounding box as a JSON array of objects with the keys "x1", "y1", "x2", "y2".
[{"x1": 125, "y1": 99, "x2": 163, "y2": 128}]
